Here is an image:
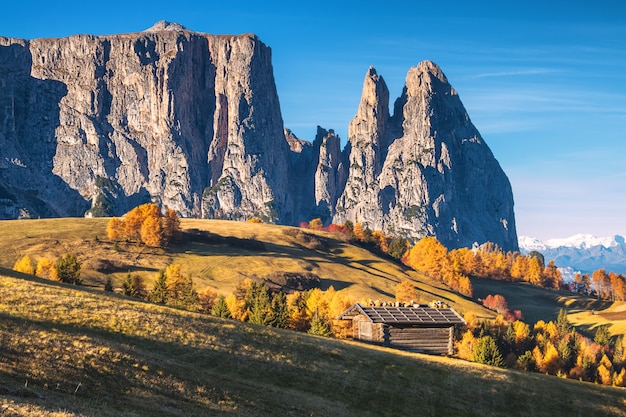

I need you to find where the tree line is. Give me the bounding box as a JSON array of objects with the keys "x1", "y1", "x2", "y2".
[{"x1": 456, "y1": 307, "x2": 626, "y2": 387}]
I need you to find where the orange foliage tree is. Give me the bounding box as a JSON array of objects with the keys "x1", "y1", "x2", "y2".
[
  {"x1": 395, "y1": 280, "x2": 418, "y2": 303},
  {"x1": 107, "y1": 203, "x2": 180, "y2": 247}
]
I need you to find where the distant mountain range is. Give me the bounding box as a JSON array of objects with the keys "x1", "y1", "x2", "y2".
[{"x1": 519, "y1": 234, "x2": 626, "y2": 277}]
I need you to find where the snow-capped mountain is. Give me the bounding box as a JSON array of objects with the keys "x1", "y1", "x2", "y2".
[{"x1": 519, "y1": 234, "x2": 626, "y2": 276}]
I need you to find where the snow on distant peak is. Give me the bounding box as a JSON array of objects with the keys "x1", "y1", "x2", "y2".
[
  {"x1": 519, "y1": 234, "x2": 625, "y2": 251},
  {"x1": 518, "y1": 236, "x2": 546, "y2": 251}
]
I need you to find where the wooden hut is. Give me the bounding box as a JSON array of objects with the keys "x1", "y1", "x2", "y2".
[{"x1": 337, "y1": 303, "x2": 465, "y2": 355}]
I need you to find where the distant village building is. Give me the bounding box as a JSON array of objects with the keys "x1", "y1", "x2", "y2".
[{"x1": 337, "y1": 303, "x2": 466, "y2": 355}]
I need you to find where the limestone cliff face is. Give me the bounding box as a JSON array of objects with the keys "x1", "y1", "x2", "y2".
[
  {"x1": 0, "y1": 21, "x2": 292, "y2": 221},
  {"x1": 334, "y1": 61, "x2": 518, "y2": 251},
  {"x1": 0, "y1": 23, "x2": 517, "y2": 250}
]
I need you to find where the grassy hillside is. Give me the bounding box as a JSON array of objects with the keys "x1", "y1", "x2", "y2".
[
  {"x1": 1, "y1": 271, "x2": 625, "y2": 417},
  {"x1": 471, "y1": 277, "x2": 626, "y2": 337},
  {"x1": 0, "y1": 218, "x2": 493, "y2": 319}
]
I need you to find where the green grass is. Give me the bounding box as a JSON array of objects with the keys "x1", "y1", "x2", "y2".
[{"x1": 1, "y1": 271, "x2": 625, "y2": 417}]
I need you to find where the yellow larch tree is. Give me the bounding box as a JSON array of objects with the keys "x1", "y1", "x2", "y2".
[
  {"x1": 352, "y1": 221, "x2": 365, "y2": 241},
  {"x1": 527, "y1": 257, "x2": 543, "y2": 285},
  {"x1": 13, "y1": 255, "x2": 34, "y2": 275},
  {"x1": 141, "y1": 214, "x2": 165, "y2": 247},
  {"x1": 35, "y1": 257, "x2": 58, "y2": 281},
  {"x1": 395, "y1": 280, "x2": 418, "y2": 303}
]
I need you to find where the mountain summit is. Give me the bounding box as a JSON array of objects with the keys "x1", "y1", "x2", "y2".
[{"x1": 0, "y1": 23, "x2": 518, "y2": 251}]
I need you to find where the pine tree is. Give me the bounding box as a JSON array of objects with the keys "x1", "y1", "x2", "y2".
[
  {"x1": 104, "y1": 276, "x2": 114, "y2": 292},
  {"x1": 308, "y1": 311, "x2": 332, "y2": 337},
  {"x1": 55, "y1": 254, "x2": 81, "y2": 285},
  {"x1": 594, "y1": 325, "x2": 614, "y2": 349},
  {"x1": 211, "y1": 295, "x2": 232, "y2": 318},
  {"x1": 122, "y1": 273, "x2": 146, "y2": 299},
  {"x1": 556, "y1": 309, "x2": 572, "y2": 336},
  {"x1": 472, "y1": 335, "x2": 505, "y2": 367},
  {"x1": 178, "y1": 275, "x2": 199, "y2": 311},
  {"x1": 149, "y1": 270, "x2": 168, "y2": 304},
  {"x1": 246, "y1": 282, "x2": 271, "y2": 325},
  {"x1": 388, "y1": 237, "x2": 409, "y2": 260},
  {"x1": 267, "y1": 291, "x2": 290, "y2": 328}
]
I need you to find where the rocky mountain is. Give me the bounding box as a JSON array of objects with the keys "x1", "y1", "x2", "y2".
[
  {"x1": 0, "y1": 22, "x2": 518, "y2": 251},
  {"x1": 333, "y1": 63, "x2": 517, "y2": 251},
  {"x1": 519, "y1": 234, "x2": 626, "y2": 275}
]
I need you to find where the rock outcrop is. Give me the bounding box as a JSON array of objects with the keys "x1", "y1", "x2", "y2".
[
  {"x1": 0, "y1": 23, "x2": 518, "y2": 250},
  {"x1": 335, "y1": 61, "x2": 518, "y2": 251},
  {"x1": 0, "y1": 21, "x2": 292, "y2": 222}
]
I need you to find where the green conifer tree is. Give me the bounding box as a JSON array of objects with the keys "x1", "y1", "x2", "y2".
[
  {"x1": 246, "y1": 282, "x2": 271, "y2": 325},
  {"x1": 472, "y1": 335, "x2": 505, "y2": 367},
  {"x1": 55, "y1": 254, "x2": 81, "y2": 285},
  {"x1": 149, "y1": 270, "x2": 168, "y2": 304},
  {"x1": 267, "y1": 291, "x2": 290, "y2": 328},
  {"x1": 308, "y1": 311, "x2": 332, "y2": 337},
  {"x1": 211, "y1": 295, "x2": 232, "y2": 318}
]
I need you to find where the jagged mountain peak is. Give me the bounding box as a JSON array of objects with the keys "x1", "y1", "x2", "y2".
[
  {"x1": 415, "y1": 59, "x2": 449, "y2": 83},
  {"x1": 0, "y1": 25, "x2": 517, "y2": 250},
  {"x1": 145, "y1": 20, "x2": 189, "y2": 32}
]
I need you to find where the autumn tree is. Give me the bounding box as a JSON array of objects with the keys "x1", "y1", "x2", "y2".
[
  {"x1": 106, "y1": 217, "x2": 124, "y2": 241},
  {"x1": 592, "y1": 268, "x2": 609, "y2": 299},
  {"x1": 107, "y1": 203, "x2": 180, "y2": 247},
  {"x1": 527, "y1": 257, "x2": 543, "y2": 286},
  {"x1": 308, "y1": 218, "x2": 323, "y2": 231},
  {"x1": 395, "y1": 280, "x2": 418, "y2": 304},
  {"x1": 35, "y1": 257, "x2": 57, "y2": 281},
  {"x1": 141, "y1": 214, "x2": 165, "y2": 247},
  {"x1": 352, "y1": 221, "x2": 365, "y2": 241},
  {"x1": 13, "y1": 255, "x2": 34, "y2": 275},
  {"x1": 199, "y1": 288, "x2": 218, "y2": 313},
  {"x1": 542, "y1": 260, "x2": 562, "y2": 289}
]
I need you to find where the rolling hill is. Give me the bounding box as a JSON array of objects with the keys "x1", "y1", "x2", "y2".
[
  {"x1": 0, "y1": 218, "x2": 493, "y2": 319},
  {"x1": 1, "y1": 269, "x2": 625, "y2": 417}
]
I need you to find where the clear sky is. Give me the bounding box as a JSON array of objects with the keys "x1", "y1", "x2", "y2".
[{"x1": 2, "y1": 0, "x2": 625, "y2": 240}]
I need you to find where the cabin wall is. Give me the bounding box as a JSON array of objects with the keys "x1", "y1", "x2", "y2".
[
  {"x1": 352, "y1": 315, "x2": 384, "y2": 342},
  {"x1": 384, "y1": 325, "x2": 454, "y2": 355}
]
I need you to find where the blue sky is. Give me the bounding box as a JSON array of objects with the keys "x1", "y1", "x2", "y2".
[{"x1": 2, "y1": 0, "x2": 625, "y2": 240}]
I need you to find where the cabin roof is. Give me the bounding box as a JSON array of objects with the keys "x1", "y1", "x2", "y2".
[{"x1": 338, "y1": 303, "x2": 466, "y2": 325}]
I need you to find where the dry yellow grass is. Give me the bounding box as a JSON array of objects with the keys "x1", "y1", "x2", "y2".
[
  {"x1": 1, "y1": 271, "x2": 625, "y2": 417},
  {"x1": 0, "y1": 218, "x2": 493, "y2": 319},
  {"x1": 568, "y1": 301, "x2": 626, "y2": 337}
]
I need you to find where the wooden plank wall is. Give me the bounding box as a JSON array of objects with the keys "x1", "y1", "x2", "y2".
[
  {"x1": 384, "y1": 326, "x2": 454, "y2": 355},
  {"x1": 352, "y1": 316, "x2": 384, "y2": 342}
]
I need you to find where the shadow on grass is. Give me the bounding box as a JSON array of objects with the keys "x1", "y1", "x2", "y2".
[{"x1": 2, "y1": 276, "x2": 626, "y2": 417}]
